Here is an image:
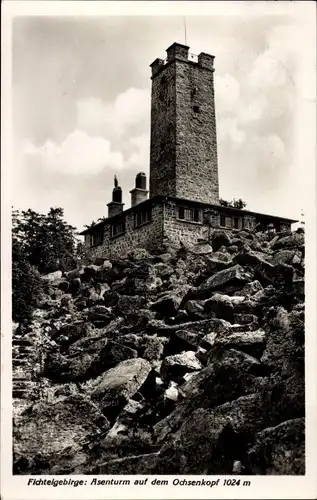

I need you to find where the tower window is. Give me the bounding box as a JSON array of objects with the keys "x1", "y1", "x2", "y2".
[
  {"x1": 193, "y1": 105, "x2": 200, "y2": 114},
  {"x1": 191, "y1": 87, "x2": 198, "y2": 98},
  {"x1": 159, "y1": 76, "x2": 168, "y2": 102},
  {"x1": 160, "y1": 138, "x2": 166, "y2": 153}
]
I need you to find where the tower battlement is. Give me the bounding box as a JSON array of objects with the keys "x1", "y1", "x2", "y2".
[{"x1": 150, "y1": 43, "x2": 215, "y2": 77}]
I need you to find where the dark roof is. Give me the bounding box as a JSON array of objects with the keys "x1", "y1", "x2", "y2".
[
  {"x1": 164, "y1": 196, "x2": 298, "y2": 223},
  {"x1": 79, "y1": 195, "x2": 298, "y2": 235}
]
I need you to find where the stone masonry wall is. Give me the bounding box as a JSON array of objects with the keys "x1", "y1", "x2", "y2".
[
  {"x1": 87, "y1": 203, "x2": 164, "y2": 260},
  {"x1": 149, "y1": 56, "x2": 219, "y2": 205},
  {"x1": 162, "y1": 201, "x2": 208, "y2": 247},
  {"x1": 149, "y1": 63, "x2": 177, "y2": 198},
  {"x1": 175, "y1": 61, "x2": 219, "y2": 204},
  {"x1": 85, "y1": 201, "x2": 290, "y2": 261}
]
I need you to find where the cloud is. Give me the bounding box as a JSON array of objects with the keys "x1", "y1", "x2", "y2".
[
  {"x1": 268, "y1": 23, "x2": 302, "y2": 66},
  {"x1": 76, "y1": 87, "x2": 150, "y2": 138},
  {"x1": 248, "y1": 50, "x2": 288, "y2": 89},
  {"x1": 258, "y1": 133, "x2": 286, "y2": 161},
  {"x1": 15, "y1": 129, "x2": 151, "y2": 230},
  {"x1": 75, "y1": 98, "x2": 112, "y2": 136},
  {"x1": 20, "y1": 128, "x2": 151, "y2": 178},
  {"x1": 125, "y1": 134, "x2": 150, "y2": 171},
  {"x1": 21, "y1": 130, "x2": 124, "y2": 175},
  {"x1": 239, "y1": 96, "x2": 265, "y2": 123},
  {"x1": 218, "y1": 117, "x2": 246, "y2": 146},
  {"x1": 114, "y1": 88, "x2": 150, "y2": 131},
  {"x1": 19, "y1": 86, "x2": 151, "y2": 178},
  {"x1": 215, "y1": 74, "x2": 241, "y2": 113}
]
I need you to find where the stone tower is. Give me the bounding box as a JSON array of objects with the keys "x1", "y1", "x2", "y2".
[{"x1": 149, "y1": 42, "x2": 219, "y2": 205}]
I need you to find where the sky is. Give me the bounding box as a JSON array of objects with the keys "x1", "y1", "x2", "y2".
[{"x1": 11, "y1": 3, "x2": 316, "y2": 232}]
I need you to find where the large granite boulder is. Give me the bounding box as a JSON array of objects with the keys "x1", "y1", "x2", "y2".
[
  {"x1": 211, "y1": 230, "x2": 232, "y2": 251},
  {"x1": 86, "y1": 341, "x2": 138, "y2": 378},
  {"x1": 87, "y1": 305, "x2": 115, "y2": 324},
  {"x1": 13, "y1": 395, "x2": 109, "y2": 475},
  {"x1": 194, "y1": 265, "x2": 253, "y2": 298},
  {"x1": 116, "y1": 295, "x2": 147, "y2": 316},
  {"x1": 272, "y1": 233, "x2": 304, "y2": 251},
  {"x1": 204, "y1": 329, "x2": 267, "y2": 360},
  {"x1": 84, "y1": 358, "x2": 152, "y2": 419},
  {"x1": 150, "y1": 294, "x2": 181, "y2": 317},
  {"x1": 204, "y1": 252, "x2": 233, "y2": 274},
  {"x1": 41, "y1": 270, "x2": 63, "y2": 282},
  {"x1": 246, "y1": 418, "x2": 305, "y2": 475},
  {"x1": 261, "y1": 306, "x2": 304, "y2": 374},
  {"x1": 160, "y1": 351, "x2": 203, "y2": 383},
  {"x1": 154, "y1": 349, "x2": 266, "y2": 444},
  {"x1": 203, "y1": 293, "x2": 245, "y2": 322}
]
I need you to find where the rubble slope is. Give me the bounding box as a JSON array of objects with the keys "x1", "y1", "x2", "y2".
[{"x1": 13, "y1": 227, "x2": 305, "y2": 475}]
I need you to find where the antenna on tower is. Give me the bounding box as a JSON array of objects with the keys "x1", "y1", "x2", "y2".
[{"x1": 183, "y1": 17, "x2": 187, "y2": 45}]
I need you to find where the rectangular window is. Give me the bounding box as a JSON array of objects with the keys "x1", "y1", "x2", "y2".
[
  {"x1": 177, "y1": 206, "x2": 203, "y2": 223},
  {"x1": 178, "y1": 206, "x2": 185, "y2": 220},
  {"x1": 111, "y1": 218, "x2": 126, "y2": 237},
  {"x1": 193, "y1": 208, "x2": 201, "y2": 222},
  {"x1": 91, "y1": 229, "x2": 103, "y2": 246},
  {"x1": 233, "y1": 217, "x2": 239, "y2": 229},
  {"x1": 242, "y1": 217, "x2": 252, "y2": 229},
  {"x1": 134, "y1": 207, "x2": 152, "y2": 228},
  {"x1": 226, "y1": 217, "x2": 232, "y2": 228},
  {"x1": 220, "y1": 214, "x2": 226, "y2": 227}
]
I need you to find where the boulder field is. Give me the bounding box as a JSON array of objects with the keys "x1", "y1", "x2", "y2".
[{"x1": 12, "y1": 227, "x2": 305, "y2": 475}]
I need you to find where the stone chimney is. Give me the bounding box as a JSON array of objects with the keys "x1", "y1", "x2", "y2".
[
  {"x1": 107, "y1": 175, "x2": 124, "y2": 217},
  {"x1": 130, "y1": 172, "x2": 148, "y2": 207}
]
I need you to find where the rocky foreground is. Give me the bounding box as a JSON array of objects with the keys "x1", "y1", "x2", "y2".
[{"x1": 13, "y1": 227, "x2": 305, "y2": 475}]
